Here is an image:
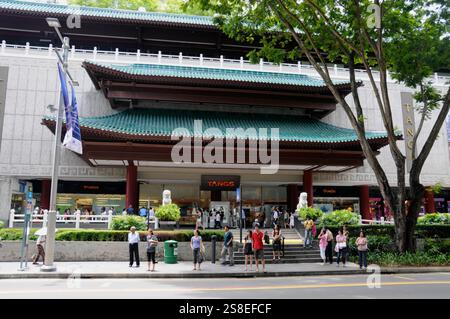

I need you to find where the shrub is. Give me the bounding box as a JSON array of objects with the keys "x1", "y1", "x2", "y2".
[
  {"x1": 111, "y1": 215, "x2": 147, "y2": 231},
  {"x1": 326, "y1": 225, "x2": 396, "y2": 237},
  {"x1": 298, "y1": 207, "x2": 323, "y2": 221},
  {"x1": 418, "y1": 213, "x2": 450, "y2": 225},
  {"x1": 352, "y1": 251, "x2": 450, "y2": 266},
  {"x1": 319, "y1": 210, "x2": 359, "y2": 227},
  {"x1": 155, "y1": 204, "x2": 181, "y2": 221},
  {"x1": 0, "y1": 220, "x2": 4, "y2": 229},
  {"x1": 424, "y1": 238, "x2": 450, "y2": 254},
  {"x1": 415, "y1": 225, "x2": 450, "y2": 238},
  {"x1": 348, "y1": 235, "x2": 394, "y2": 256},
  {"x1": 0, "y1": 228, "x2": 38, "y2": 240}
]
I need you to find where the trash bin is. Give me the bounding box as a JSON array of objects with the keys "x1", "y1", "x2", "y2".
[{"x1": 164, "y1": 240, "x2": 178, "y2": 264}]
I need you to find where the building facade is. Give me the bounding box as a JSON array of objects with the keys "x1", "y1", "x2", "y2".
[{"x1": 0, "y1": 0, "x2": 449, "y2": 225}]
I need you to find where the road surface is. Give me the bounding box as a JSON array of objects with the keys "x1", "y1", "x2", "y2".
[{"x1": 0, "y1": 272, "x2": 449, "y2": 299}]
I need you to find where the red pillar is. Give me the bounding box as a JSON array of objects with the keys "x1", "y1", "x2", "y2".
[
  {"x1": 424, "y1": 188, "x2": 435, "y2": 213},
  {"x1": 303, "y1": 171, "x2": 313, "y2": 207},
  {"x1": 40, "y1": 179, "x2": 51, "y2": 210},
  {"x1": 287, "y1": 184, "x2": 299, "y2": 212},
  {"x1": 126, "y1": 164, "x2": 138, "y2": 211},
  {"x1": 359, "y1": 185, "x2": 370, "y2": 220}
]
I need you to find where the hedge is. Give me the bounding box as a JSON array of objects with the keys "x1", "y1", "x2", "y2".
[
  {"x1": 0, "y1": 220, "x2": 4, "y2": 229},
  {"x1": 350, "y1": 251, "x2": 450, "y2": 266},
  {"x1": 0, "y1": 228, "x2": 224, "y2": 242}
]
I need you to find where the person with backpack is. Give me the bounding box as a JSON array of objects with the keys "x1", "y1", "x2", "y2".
[
  {"x1": 146, "y1": 229, "x2": 158, "y2": 272},
  {"x1": 220, "y1": 226, "x2": 234, "y2": 266}
]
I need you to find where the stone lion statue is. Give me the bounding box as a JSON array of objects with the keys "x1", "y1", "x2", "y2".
[
  {"x1": 162, "y1": 189, "x2": 172, "y2": 206},
  {"x1": 296, "y1": 192, "x2": 308, "y2": 212}
]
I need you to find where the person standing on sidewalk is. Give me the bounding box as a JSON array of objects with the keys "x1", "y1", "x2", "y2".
[
  {"x1": 356, "y1": 231, "x2": 368, "y2": 270},
  {"x1": 318, "y1": 228, "x2": 328, "y2": 265},
  {"x1": 221, "y1": 226, "x2": 234, "y2": 266},
  {"x1": 252, "y1": 225, "x2": 266, "y2": 272},
  {"x1": 303, "y1": 217, "x2": 314, "y2": 248},
  {"x1": 32, "y1": 233, "x2": 46, "y2": 265},
  {"x1": 190, "y1": 229, "x2": 204, "y2": 270},
  {"x1": 128, "y1": 226, "x2": 140, "y2": 268},
  {"x1": 244, "y1": 230, "x2": 253, "y2": 271},
  {"x1": 146, "y1": 229, "x2": 158, "y2": 272},
  {"x1": 325, "y1": 227, "x2": 334, "y2": 264},
  {"x1": 272, "y1": 225, "x2": 282, "y2": 262},
  {"x1": 336, "y1": 228, "x2": 348, "y2": 267}
]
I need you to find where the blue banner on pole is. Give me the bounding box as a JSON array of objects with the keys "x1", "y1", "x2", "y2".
[{"x1": 58, "y1": 63, "x2": 82, "y2": 155}]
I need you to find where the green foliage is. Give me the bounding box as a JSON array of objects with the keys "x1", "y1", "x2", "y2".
[
  {"x1": 0, "y1": 220, "x2": 4, "y2": 229},
  {"x1": 351, "y1": 252, "x2": 450, "y2": 266},
  {"x1": 431, "y1": 182, "x2": 443, "y2": 195},
  {"x1": 415, "y1": 225, "x2": 450, "y2": 238},
  {"x1": 418, "y1": 213, "x2": 450, "y2": 225},
  {"x1": 424, "y1": 238, "x2": 450, "y2": 254},
  {"x1": 111, "y1": 215, "x2": 147, "y2": 231},
  {"x1": 155, "y1": 204, "x2": 181, "y2": 221},
  {"x1": 348, "y1": 235, "x2": 394, "y2": 256},
  {"x1": 0, "y1": 228, "x2": 38, "y2": 240},
  {"x1": 319, "y1": 210, "x2": 359, "y2": 227},
  {"x1": 298, "y1": 207, "x2": 323, "y2": 221}
]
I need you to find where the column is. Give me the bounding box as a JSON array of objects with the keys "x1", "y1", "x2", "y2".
[
  {"x1": 359, "y1": 185, "x2": 370, "y2": 220},
  {"x1": 302, "y1": 170, "x2": 313, "y2": 207},
  {"x1": 40, "y1": 179, "x2": 51, "y2": 210},
  {"x1": 424, "y1": 188, "x2": 435, "y2": 213},
  {"x1": 287, "y1": 184, "x2": 299, "y2": 212},
  {"x1": 126, "y1": 164, "x2": 138, "y2": 211}
]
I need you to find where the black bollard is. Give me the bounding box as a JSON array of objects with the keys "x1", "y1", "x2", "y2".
[{"x1": 211, "y1": 235, "x2": 217, "y2": 264}]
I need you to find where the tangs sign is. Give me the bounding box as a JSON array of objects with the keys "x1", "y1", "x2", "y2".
[{"x1": 200, "y1": 175, "x2": 240, "y2": 191}]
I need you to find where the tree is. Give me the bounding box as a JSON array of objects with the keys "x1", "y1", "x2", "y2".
[{"x1": 188, "y1": 0, "x2": 450, "y2": 252}]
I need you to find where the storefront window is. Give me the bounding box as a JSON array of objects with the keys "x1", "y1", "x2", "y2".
[
  {"x1": 139, "y1": 183, "x2": 164, "y2": 207},
  {"x1": 313, "y1": 197, "x2": 360, "y2": 214},
  {"x1": 242, "y1": 186, "x2": 261, "y2": 206},
  {"x1": 56, "y1": 194, "x2": 125, "y2": 214},
  {"x1": 262, "y1": 186, "x2": 286, "y2": 204}
]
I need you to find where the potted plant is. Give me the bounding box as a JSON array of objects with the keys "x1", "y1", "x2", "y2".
[{"x1": 155, "y1": 204, "x2": 181, "y2": 229}]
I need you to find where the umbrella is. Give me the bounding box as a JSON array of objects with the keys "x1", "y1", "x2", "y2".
[{"x1": 34, "y1": 228, "x2": 58, "y2": 236}]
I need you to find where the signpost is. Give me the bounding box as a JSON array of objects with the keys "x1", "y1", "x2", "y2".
[{"x1": 18, "y1": 186, "x2": 33, "y2": 271}]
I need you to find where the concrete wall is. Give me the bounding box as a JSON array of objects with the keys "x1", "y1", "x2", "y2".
[{"x1": 0, "y1": 241, "x2": 224, "y2": 262}]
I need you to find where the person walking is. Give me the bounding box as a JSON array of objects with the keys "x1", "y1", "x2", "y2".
[
  {"x1": 303, "y1": 217, "x2": 314, "y2": 248},
  {"x1": 32, "y1": 233, "x2": 46, "y2": 265},
  {"x1": 325, "y1": 227, "x2": 334, "y2": 264},
  {"x1": 195, "y1": 208, "x2": 204, "y2": 231},
  {"x1": 335, "y1": 228, "x2": 348, "y2": 267},
  {"x1": 190, "y1": 229, "x2": 204, "y2": 270},
  {"x1": 283, "y1": 210, "x2": 289, "y2": 229},
  {"x1": 252, "y1": 225, "x2": 266, "y2": 272},
  {"x1": 272, "y1": 225, "x2": 282, "y2": 262},
  {"x1": 244, "y1": 230, "x2": 253, "y2": 271},
  {"x1": 318, "y1": 228, "x2": 328, "y2": 265},
  {"x1": 356, "y1": 231, "x2": 368, "y2": 270},
  {"x1": 146, "y1": 229, "x2": 158, "y2": 272},
  {"x1": 214, "y1": 210, "x2": 221, "y2": 229},
  {"x1": 128, "y1": 226, "x2": 140, "y2": 268},
  {"x1": 221, "y1": 226, "x2": 234, "y2": 266},
  {"x1": 139, "y1": 206, "x2": 148, "y2": 218},
  {"x1": 289, "y1": 212, "x2": 295, "y2": 229}
]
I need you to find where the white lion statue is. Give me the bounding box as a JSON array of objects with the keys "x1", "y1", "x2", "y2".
[
  {"x1": 162, "y1": 189, "x2": 172, "y2": 205},
  {"x1": 296, "y1": 192, "x2": 308, "y2": 212}
]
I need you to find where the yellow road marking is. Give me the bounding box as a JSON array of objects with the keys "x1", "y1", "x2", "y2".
[{"x1": 0, "y1": 281, "x2": 449, "y2": 295}]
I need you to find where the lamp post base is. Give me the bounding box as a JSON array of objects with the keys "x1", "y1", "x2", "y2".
[{"x1": 40, "y1": 265, "x2": 57, "y2": 272}]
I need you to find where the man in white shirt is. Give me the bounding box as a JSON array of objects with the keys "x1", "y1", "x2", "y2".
[{"x1": 128, "y1": 226, "x2": 140, "y2": 267}]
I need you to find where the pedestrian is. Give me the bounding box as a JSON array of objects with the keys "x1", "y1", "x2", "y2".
[
  {"x1": 283, "y1": 210, "x2": 289, "y2": 229},
  {"x1": 244, "y1": 230, "x2": 253, "y2": 271},
  {"x1": 356, "y1": 231, "x2": 368, "y2": 270},
  {"x1": 289, "y1": 212, "x2": 295, "y2": 229},
  {"x1": 325, "y1": 227, "x2": 334, "y2": 264},
  {"x1": 146, "y1": 229, "x2": 158, "y2": 272},
  {"x1": 252, "y1": 224, "x2": 266, "y2": 272},
  {"x1": 139, "y1": 206, "x2": 148, "y2": 218},
  {"x1": 122, "y1": 207, "x2": 127, "y2": 215},
  {"x1": 272, "y1": 224, "x2": 282, "y2": 262},
  {"x1": 272, "y1": 207, "x2": 279, "y2": 227},
  {"x1": 343, "y1": 225, "x2": 350, "y2": 259},
  {"x1": 128, "y1": 226, "x2": 140, "y2": 268},
  {"x1": 221, "y1": 226, "x2": 234, "y2": 266},
  {"x1": 303, "y1": 216, "x2": 314, "y2": 248},
  {"x1": 318, "y1": 227, "x2": 328, "y2": 265},
  {"x1": 336, "y1": 228, "x2": 348, "y2": 267},
  {"x1": 190, "y1": 229, "x2": 204, "y2": 270},
  {"x1": 126, "y1": 205, "x2": 135, "y2": 215},
  {"x1": 214, "y1": 210, "x2": 221, "y2": 229},
  {"x1": 195, "y1": 208, "x2": 204, "y2": 230},
  {"x1": 32, "y1": 233, "x2": 46, "y2": 265}
]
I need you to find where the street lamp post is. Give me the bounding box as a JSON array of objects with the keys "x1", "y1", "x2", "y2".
[{"x1": 41, "y1": 18, "x2": 72, "y2": 272}]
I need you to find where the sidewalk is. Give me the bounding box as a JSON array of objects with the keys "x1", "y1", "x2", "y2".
[{"x1": 1, "y1": 261, "x2": 450, "y2": 279}]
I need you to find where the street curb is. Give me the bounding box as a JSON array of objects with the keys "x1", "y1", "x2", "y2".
[{"x1": 1, "y1": 267, "x2": 450, "y2": 279}]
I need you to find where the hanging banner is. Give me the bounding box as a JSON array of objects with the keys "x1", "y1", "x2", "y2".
[
  {"x1": 401, "y1": 92, "x2": 416, "y2": 172},
  {"x1": 58, "y1": 63, "x2": 82, "y2": 155}
]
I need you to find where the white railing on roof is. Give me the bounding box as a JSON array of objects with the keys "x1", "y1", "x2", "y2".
[{"x1": 0, "y1": 40, "x2": 449, "y2": 85}]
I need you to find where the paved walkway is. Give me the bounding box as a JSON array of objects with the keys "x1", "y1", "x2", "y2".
[{"x1": 1, "y1": 261, "x2": 450, "y2": 279}]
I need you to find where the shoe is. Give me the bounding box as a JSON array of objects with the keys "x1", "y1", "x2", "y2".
[{"x1": 32, "y1": 262, "x2": 38, "y2": 265}]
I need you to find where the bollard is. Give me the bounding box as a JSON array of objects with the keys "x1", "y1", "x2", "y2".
[{"x1": 211, "y1": 235, "x2": 217, "y2": 264}]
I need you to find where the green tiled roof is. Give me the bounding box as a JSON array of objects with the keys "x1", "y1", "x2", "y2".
[
  {"x1": 0, "y1": 0, "x2": 213, "y2": 26},
  {"x1": 43, "y1": 108, "x2": 388, "y2": 143},
  {"x1": 86, "y1": 62, "x2": 350, "y2": 88}
]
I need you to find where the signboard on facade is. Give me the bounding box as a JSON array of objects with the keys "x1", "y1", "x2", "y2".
[
  {"x1": 200, "y1": 175, "x2": 240, "y2": 191},
  {"x1": 401, "y1": 92, "x2": 416, "y2": 171}
]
